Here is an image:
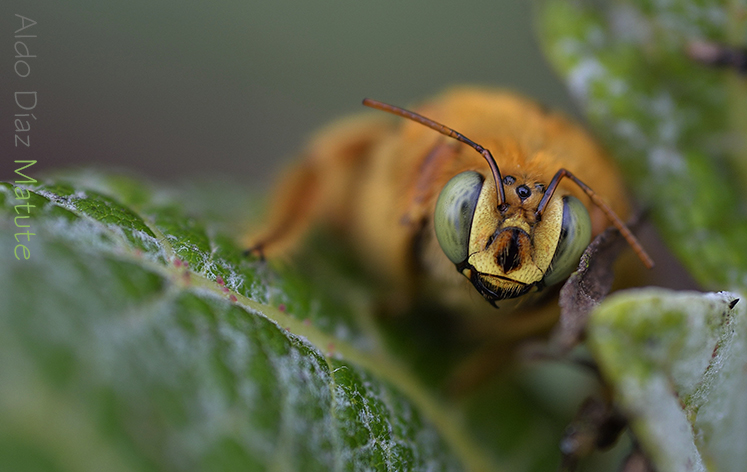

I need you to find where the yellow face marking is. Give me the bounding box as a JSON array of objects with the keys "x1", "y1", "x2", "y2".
[{"x1": 466, "y1": 178, "x2": 564, "y2": 289}]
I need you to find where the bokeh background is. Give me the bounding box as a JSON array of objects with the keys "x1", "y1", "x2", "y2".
[{"x1": 1, "y1": 0, "x2": 574, "y2": 186}]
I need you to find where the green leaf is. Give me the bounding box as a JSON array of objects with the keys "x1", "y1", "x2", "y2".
[
  {"x1": 0, "y1": 175, "x2": 482, "y2": 472},
  {"x1": 4, "y1": 171, "x2": 669, "y2": 471},
  {"x1": 536, "y1": 0, "x2": 747, "y2": 289},
  {"x1": 538, "y1": 2, "x2": 747, "y2": 470},
  {"x1": 588, "y1": 289, "x2": 746, "y2": 472}
]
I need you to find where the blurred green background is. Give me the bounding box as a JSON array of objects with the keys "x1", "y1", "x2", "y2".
[{"x1": 1, "y1": 0, "x2": 573, "y2": 185}]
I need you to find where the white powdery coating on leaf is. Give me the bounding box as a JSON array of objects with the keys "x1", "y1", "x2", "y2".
[
  {"x1": 566, "y1": 58, "x2": 607, "y2": 103},
  {"x1": 32, "y1": 188, "x2": 69, "y2": 206},
  {"x1": 36, "y1": 187, "x2": 166, "y2": 258},
  {"x1": 584, "y1": 24, "x2": 605, "y2": 48},
  {"x1": 648, "y1": 92, "x2": 684, "y2": 145},
  {"x1": 45, "y1": 217, "x2": 115, "y2": 250},
  {"x1": 606, "y1": 77, "x2": 628, "y2": 97},
  {"x1": 197, "y1": 247, "x2": 214, "y2": 267},
  {"x1": 329, "y1": 363, "x2": 460, "y2": 472},
  {"x1": 358, "y1": 380, "x2": 401, "y2": 468},
  {"x1": 610, "y1": 3, "x2": 652, "y2": 44},
  {"x1": 648, "y1": 146, "x2": 686, "y2": 175},
  {"x1": 624, "y1": 375, "x2": 705, "y2": 472},
  {"x1": 652, "y1": 0, "x2": 727, "y2": 37},
  {"x1": 164, "y1": 300, "x2": 279, "y2": 466},
  {"x1": 692, "y1": 293, "x2": 747, "y2": 471},
  {"x1": 224, "y1": 269, "x2": 246, "y2": 292},
  {"x1": 613, "y1": 120, "x2": 648, "y2": 150},
  {"x1": 701, "y1": 5, "x2": 727, "y2": 26},
  {"x1": 594, "y1": 290, "x2": 745, "y2": 472},
  {"x1": 131, "y1": 228, "x2": 164, "y2": 255},
  {"x1": 336, "y1": 373, "x2": 399, "y2": 469},
  {"x1": 270, "y1": 343, "x2": 338, "y2": 469},
  {"x1": 637, "y1": 91, "x2": 688, "y2": 177},
  {"x1": 219, "y1": 320, "x2": 255, "y2": 377}
]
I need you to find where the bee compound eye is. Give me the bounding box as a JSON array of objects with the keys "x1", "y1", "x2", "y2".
[
  {"x1": 434, "y1": 171, "x2": 485, "y2": 265},
  {"x1": 543, "y1": 195, "x2": 592, "y2": 287}
]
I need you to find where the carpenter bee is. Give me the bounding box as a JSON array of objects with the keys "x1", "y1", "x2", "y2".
[{"x1": 246, "y1": 87, "x2": 651, "y2": 327}]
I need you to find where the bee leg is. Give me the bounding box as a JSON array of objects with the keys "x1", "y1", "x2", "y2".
[
  {"x1": 244, "y1": 159, "x2": 321, "y2": 257},
  {"x1": 619, "y1": 444, "x2": 656, "y2": 472},
  {"x1": 242, "y1": 244, "x2": 266, "y2": 261},
  {"x1": 558, "y1": 396, "x2": 628, "y2": 472},
  {"x1": 520, "y1": 344, "x2": 635, "y2": 470},
  {"x1": 687, "y1": 40, "x2": 747, "y2": 74},
  {"x1": 243, "y1": 115, "x2": 391, "y2": 257}
]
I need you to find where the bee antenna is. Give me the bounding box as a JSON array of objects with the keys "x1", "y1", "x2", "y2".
[
  {"x1": 537, "y1": 168, "x2": 654, "y2": 269},
  {"x1": 363, "y1": 98, "x2": 507, "y2": 211}
]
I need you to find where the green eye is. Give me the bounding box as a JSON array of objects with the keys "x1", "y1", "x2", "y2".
[
  {"x1": 543, "y1": 195, "x2": 592, "y2": 287},
  {"x1": 434, "y1": 171, "x2": 484, "y2": 264}
]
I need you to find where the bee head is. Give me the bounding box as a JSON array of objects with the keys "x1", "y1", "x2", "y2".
[
  {"x1": 361, "y1": 96, "x2": 650, "y2": 306},
  {"x1": 434, "y1": 170, "x2": 592, "y2": 304}
]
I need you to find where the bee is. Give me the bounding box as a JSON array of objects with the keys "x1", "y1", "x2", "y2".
[{"x1": 246, "y1": 87, "x2": 651, "y2": 327}]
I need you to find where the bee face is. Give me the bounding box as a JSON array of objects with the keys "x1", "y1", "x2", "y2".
[{"x1": 434, "y1": 169, "x2": 592, "y2": 304}]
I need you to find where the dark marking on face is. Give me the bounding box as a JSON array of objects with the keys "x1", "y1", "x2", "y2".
[
  {"x1": 496, "y1": 229, "x2": 522, "y2": 273},
  {"x1": 503, "y1": 175, "x2": 516, "y2": 185},
  {"x1": 485, "y1": 232, "x2": 497, "y2": 250},
  {"x1": 535, "y1": 183, "x2": 545, "y2": 193}
]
